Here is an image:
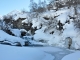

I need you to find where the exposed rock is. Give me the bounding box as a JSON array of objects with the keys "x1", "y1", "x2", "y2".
[
  {"x1": 65, "y1": 37, "x2": 72, "y2": 49},
  {"x1": 14, "y1": 42, "x2": 22, "y2": 46}
]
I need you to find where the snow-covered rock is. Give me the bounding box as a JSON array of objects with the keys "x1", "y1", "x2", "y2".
[
  {"x1": 0, "y1": 30, "x2": 25, "y2": 45},
  {"x1": 11, "y1": 29, "x2": 21, "y2": 37}
]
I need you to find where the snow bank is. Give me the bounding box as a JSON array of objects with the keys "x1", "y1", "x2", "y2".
[
  {"x1": 56, "y1": 9, "x2": 69, "y2": 23},
  {"x1": 34, "y1": 27, "x2": 50, "y2": 41},
  {"x1": 0, "y1": 44, "x2": 54, "y2": 60},
  {"x1": 62, "y1": 52, "x2": 80, "y2": 60},
  {"x1": 11, "y1": 29, "x2": 21, "y2": 37},
  {"x1": 0, "y1": 30, "x2": 25, "y2": 45}
]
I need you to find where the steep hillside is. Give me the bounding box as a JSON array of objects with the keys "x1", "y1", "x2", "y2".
[{"x1": 0, "y1": 0, "x2": 80, "y2": 49}]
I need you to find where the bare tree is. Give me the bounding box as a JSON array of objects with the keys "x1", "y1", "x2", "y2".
[{"x1": 29, "y1": 0, "x2": 38, "y2": 12}]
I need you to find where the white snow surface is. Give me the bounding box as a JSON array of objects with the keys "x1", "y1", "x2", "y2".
[
  {"x1": 62, "y1": 51, "x2": 80, "y2": 60},
  {"x1": 0, "y1": 15, "x2": 3, "y2": 20},
  {"x1": 0, "y1": 44, "x2": 54, "y2": 60},
  {"x1": 11, "y1": 29, "x2": 21, "y2": 37},
  {"x1": 0, "y1": 30, "x2": 25, "y2": 45},
  {"x1": 7, "y1": 10, "x2": 28, "y2": 20},
  {"x1": 34, "y1": 47, "x2": 63, "y2": 52}
]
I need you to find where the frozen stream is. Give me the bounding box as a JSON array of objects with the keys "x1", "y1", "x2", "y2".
[{"x1": 33, "y1": 47, "x2": 74, "y2": 60}]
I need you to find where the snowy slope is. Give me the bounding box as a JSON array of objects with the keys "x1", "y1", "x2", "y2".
[
  {"x1": 1, "y1": 4, "x2": 80, "y2": 49},
  {"x1": 32, "y1": 7, "x2": 80, "y2": 49}
]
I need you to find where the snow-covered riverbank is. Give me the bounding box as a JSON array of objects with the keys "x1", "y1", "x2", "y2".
[
  {"x1": 1, "y1": 44, "x2": 80, "y2": 60},
  {"x1": 0, "y1": 44, "x2": 54, "y2": 60}
]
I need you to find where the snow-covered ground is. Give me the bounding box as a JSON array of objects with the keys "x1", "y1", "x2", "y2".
[
  {"x1": 0, "y1": 44, "x2": 80, "y2": 60},
  {"x1": 62, "y1": 51, "x2": 80, "y2": 60},
  {"x1": 0, "y1": 1, "x2": 80, "y2": 60},
  {"x1": 33, "y1": 47, "x2": 73, "y2": 60},
  {"x1": 0, "y1": 28, "x2": 79, "y2": 60},
  {"x1": 0, "y1": 44, "x2": 54, "y2": 60}
]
